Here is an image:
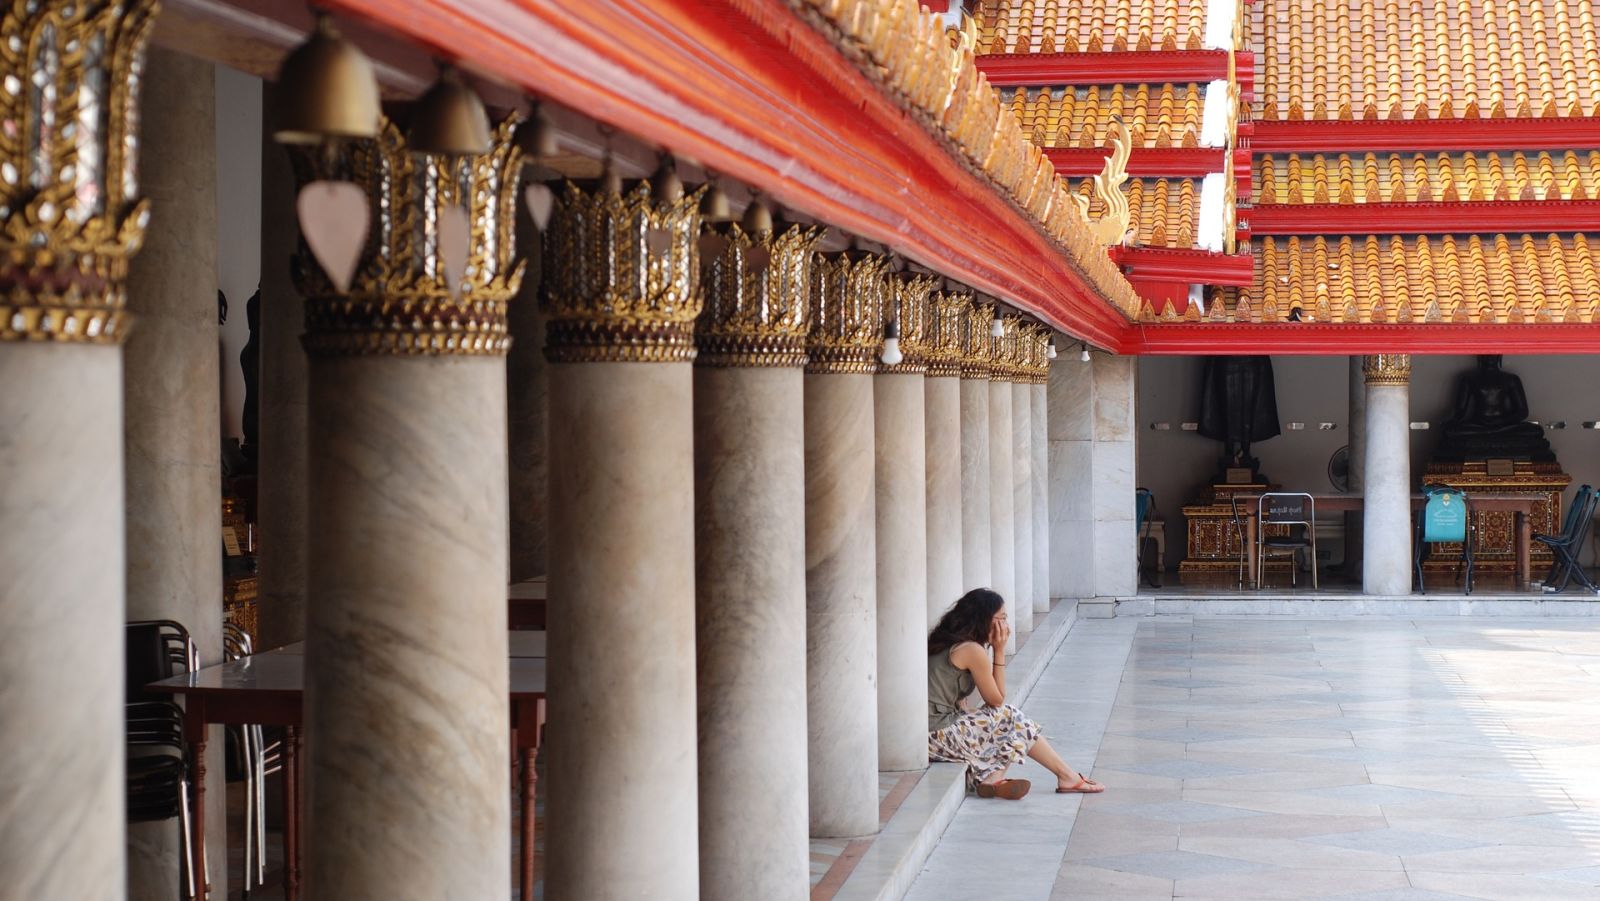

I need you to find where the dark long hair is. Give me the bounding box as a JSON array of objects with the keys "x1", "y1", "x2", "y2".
[{"x1": 928, "y1": 589, "x2": 1004, "y2": 655}]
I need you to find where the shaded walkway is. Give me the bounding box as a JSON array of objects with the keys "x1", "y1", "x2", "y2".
[{"x1": 908, "y1": 617, "x2": 1600, "y2": 900}]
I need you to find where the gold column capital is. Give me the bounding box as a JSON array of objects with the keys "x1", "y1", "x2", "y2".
[
  {"x1": 696, "y1": 222, "x2": 824, "y2": 368},
  {"x1": 925, "y1": 290, "x2": 969, "y2": 378},
  {"x1": 992, "y1": 314, "x2": 1025, "y2": 382},
  {"x1": 293, "y1": 117, "x2": 524, "y2": 357},
  {"x1": 878, "y1": 272, "x2": 936, "y2": 375},
  {"x1": 0, "y1": 0, "x2": 158, "y2": 344},
  {"x1": 806, "y1": 251, "x2": 887, "y2": 374},
  {"x1": 958, "y1": 298, "x2": 993, "y2": 379},
  {"x1": 1363, "y1": 353, "x2": 1412, "y2": 385},
  {"x1": 542, "y1": 180, "x2": 704, "y2": 363}
]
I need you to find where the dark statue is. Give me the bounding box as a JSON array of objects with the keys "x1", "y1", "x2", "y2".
[
  {"x1": 238, "y1": 288, "x2": 261, "y2": 469},
  {"x1": 1197, "y1": 355, "x2": 1280, "y2": 479},
  {"x1": 1436, "y1": 355, "x2": 1553, "y2": 462}
]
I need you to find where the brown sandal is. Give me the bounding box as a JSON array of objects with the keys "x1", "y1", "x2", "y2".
[
  {"x1": 1057, "y1": 776, "x2": 1105, "y2": 794},
  {"x1": 976, "y1": 778, "x2": 1032, "y2": 800}
]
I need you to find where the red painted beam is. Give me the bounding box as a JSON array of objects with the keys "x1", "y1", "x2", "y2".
[
  {"x1": 1046, "y1": 145, "x2": 1226, "y2": 177},
  {"x1": 979, "y1": 50, "x2": 1228, "y2": 86},
  {"x1": 1110, "y1": 246, "x2": 1255, "y2": 286},
  {"x1": 1131, "y1": 322, "x2": 1600, "y2": 354},
  {"x1": 316, "y1": 0, "x2": 1139, "y2": 352},
  {"x1": 1248, "y1": 201, "x2": 1600, "y2": 235},
  {"x1": 1253, "y1": 117, "x2": 1600, "y2": 152}
]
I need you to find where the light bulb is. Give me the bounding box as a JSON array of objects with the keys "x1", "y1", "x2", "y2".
[
  {"x1": 1079, "y1": 344, "x2": 1091, "y2": 363},
  {"x1": 881, "y1": 319, "x2": 902, "y2": 366},
  {"x1": 1046, "y1": 340, "x2": 1058, "y2": 360},
  {"x1": 990, "y1": 317, "x2": 1004, "y2": 338}
]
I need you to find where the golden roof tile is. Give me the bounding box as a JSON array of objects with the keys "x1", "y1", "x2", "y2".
[
  {"x1": 1255, "y1": 151, "x2": 1600, "y2": 203},
  {"x1": 1176, "y1": 234, "x2": 1600, "y2": 323},
  {"x1": 1070, "y1": 176, "x2": 1202, "y2": 248},
  {"x1": 975, "y1": 0, "x2": 1207, "y2": 54},
  {"x1": 1254, "y1": 0, "x2": 1600, "y2": 121},
  {"x1": 1003, "y1": 84, "x2": 1206, "y2": 149}
]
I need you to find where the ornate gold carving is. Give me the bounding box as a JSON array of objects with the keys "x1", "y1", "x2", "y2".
[
  {"x1": 291, "y1": 117, "x2": 523, "y2": 357},
  {"x1": 795, "y1": 0, "x2": 1142, "y2": 320},
  {"x1": 958, "y1": 298, "x2": 994, "y2": 378},
  {"x1": 806, "y1": 251, "x2": 888, "y2": 374},
  {"x1": 879, "y1": 272, "x2": 936, "y2": 374},
  {"x1": 541, "y1": 180, "x2": 705, "y2": 363},
  {"x1": 1067, "y1": 120, "x2": 1133, "y2": 247},
  {"x1": 993, "y1": 314, "x2": 1029, "y2": 382},
  {"x1": 926, "y1": 290, "x2": 970, "y2": 377},
  {"x1": 0, "y1": 0, "x2": 158, "y2": 344},
  {"x1": 1362, "y1": 353, "x2": 1412, "y2": 385},
  {"x1": 697, "y1": 222, "x2": 825, "y2": 367},
  {"x1": 1016, "y1": 321, "x2": 1049, "y2": 384}
]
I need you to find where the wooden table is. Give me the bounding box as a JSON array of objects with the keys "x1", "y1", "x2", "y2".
[
  {"x1": 148, "y1": 635, "x2": 547, "y2": 901},
  {"x1": 1237, "y1": 493, "x2": 1538, "y2": 590}
]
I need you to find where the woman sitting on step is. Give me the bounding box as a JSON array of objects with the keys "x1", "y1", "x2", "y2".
[{"x1": 927, "y1": 589, "x2": 1104, "y2": 800}]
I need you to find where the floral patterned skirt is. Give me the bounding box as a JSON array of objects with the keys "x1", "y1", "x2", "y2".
[{"x1": 927, "y1": 703, "x2": 1043, "y2": 789}]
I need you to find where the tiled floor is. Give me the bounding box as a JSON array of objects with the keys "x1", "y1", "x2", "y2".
[{"x1": 907, "y1": 616, "x2": 1600, "y2": 900}]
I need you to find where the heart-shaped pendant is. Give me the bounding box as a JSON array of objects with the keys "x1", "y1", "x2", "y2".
[{"x1": 297, "y1": 180, "x2": 369, "y2": 293}]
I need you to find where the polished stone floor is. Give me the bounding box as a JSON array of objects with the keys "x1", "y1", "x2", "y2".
[{"x1": 907, "y1": 616, "x2": 1600, "y2": 901}]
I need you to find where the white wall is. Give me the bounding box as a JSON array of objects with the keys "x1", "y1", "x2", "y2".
[
  {"x1": 214, "y1": 65, "x2": 262, "y2": 444},
  {"x1": 1138, "y1": 354, "x2": 1600, "y2": 570}
]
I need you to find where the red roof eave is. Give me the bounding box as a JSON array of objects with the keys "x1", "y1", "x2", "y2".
[{"x1": 320, "y1": 0, "x2": 1139, "y2": 350}]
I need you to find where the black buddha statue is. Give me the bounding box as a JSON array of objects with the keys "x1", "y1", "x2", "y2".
[
  {"x1": 1197, "y1": 355, "x2": 1281, "y2": 480},
  {"x1": 1436, "y1": 355, "x2": 1553, "y2": 462}
]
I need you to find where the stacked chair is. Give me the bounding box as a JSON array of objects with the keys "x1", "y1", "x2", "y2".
[
  {"x1": 1537, "y1": 484, "x2": 1599, "y2": 594},
  {"x1": 125, "y1": 620, "x2": 203, "y2": 900}
]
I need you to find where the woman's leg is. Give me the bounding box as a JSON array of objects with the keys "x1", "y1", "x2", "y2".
[{"x1": 1026, "y1": 735, "x2": 1101, "y2": 791}]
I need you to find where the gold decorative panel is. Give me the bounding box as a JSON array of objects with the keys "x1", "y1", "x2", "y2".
[
  {"x1": 697, "y1": 222, "x2": 824, "y2": 368},
  {"x1": 0, "y1": 0, "x2": 158, "y2": 344},
  {"x1": 292, "y1": 117, "x2": 524, "y2": 357},
  {"x1": 806, "y1": 251, "x2": 888, "y2": 374},
  {"x1": 926, "y1": 290, "x2": 970, "y2": 378},
  {"x1": 879, "y1": 272, "x2": 936, "y2": 374},
  {"x1": 542, "y1": 180, "x2": 704, "y2": 363}
]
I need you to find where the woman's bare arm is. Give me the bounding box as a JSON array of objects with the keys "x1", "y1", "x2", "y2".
[{"x1": 951, "y1": 641, "x2": 1007, "y2": 708}]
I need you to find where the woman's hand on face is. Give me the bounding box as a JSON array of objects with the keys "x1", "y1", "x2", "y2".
[{"x1": 988, "y1": 612, "x2": 1012, "y2": 653}]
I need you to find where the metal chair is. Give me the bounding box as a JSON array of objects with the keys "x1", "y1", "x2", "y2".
[
  {"x1": 126, "y1": 621, "x2": 202, "y2": 900},
  {"x1": 221, "y1": 623, "x2": 284, "y2": 896},
  {"x1": 1257, "y1": 493, "x2": 1318, "y2": 589},
  {"x1": 1227, "y1": 493, "x2": 1249, "y2": 589},
  {"x1": 1415, "y1": 485, "x2": 1473, "y2": 595},
  {"x1": 1538, "y1": 485, "x2": 1599, "y2": 594}
]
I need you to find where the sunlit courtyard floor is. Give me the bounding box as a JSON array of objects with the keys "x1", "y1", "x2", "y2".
[{"x1": 907, "y1": 616, "x2": 1600, "y2": 901}]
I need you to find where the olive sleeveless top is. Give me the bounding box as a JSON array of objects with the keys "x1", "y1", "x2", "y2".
[{"x1": 928, "y1": 646, "x2": 976, "y2": 731}]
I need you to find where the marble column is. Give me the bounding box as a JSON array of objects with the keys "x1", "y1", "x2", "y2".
[
  {"x1": 0, "y1": 2, "x2": 154, "y2": 895},
  {"x1": 1049, "y1": 352, "x2": 1138, "y2": 612},
  {"x1": 1362, "y1": 354, "x2": 1412, "y2": 596},
  {"x1": 123, "y1": 47, "x2": 225, "y2": 899},
  {"x1": 958, "y1": 301, "x2": 993, "y2": 594},
  {"x1": 693, "y1": 219, "x2": 820, "y2": 900},
  {"x1": 1345, "y1": 356, "x2": 1367, "y2": 572},
  {"x1": 298, "y1": 121, "x2": 516, "y2": 899},
  {"x1": 876, "y1": 275, "x2": 932, "y2": 772},
  {"x1": 805, "y1": 252, "x2": 885, "y2": 838},
  {"x1": 1011, "y1": 358, "x2": 1035, "y2": 636},
  {"x1": 255, "y1": 85, "x2": 310, "y2": 650},
  {"x1": 924, "y1": 293, "x2": 967, "y2": 624},
  {"x1": 989, "y1": 322, "x2": 1018, "y2": 651},
  {"x1": 542, "y1": 182, "x2": 700, "y2": 898},
  {"x1": 1030, "y1": 335, "x2": 1050, "y2": 614}
]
